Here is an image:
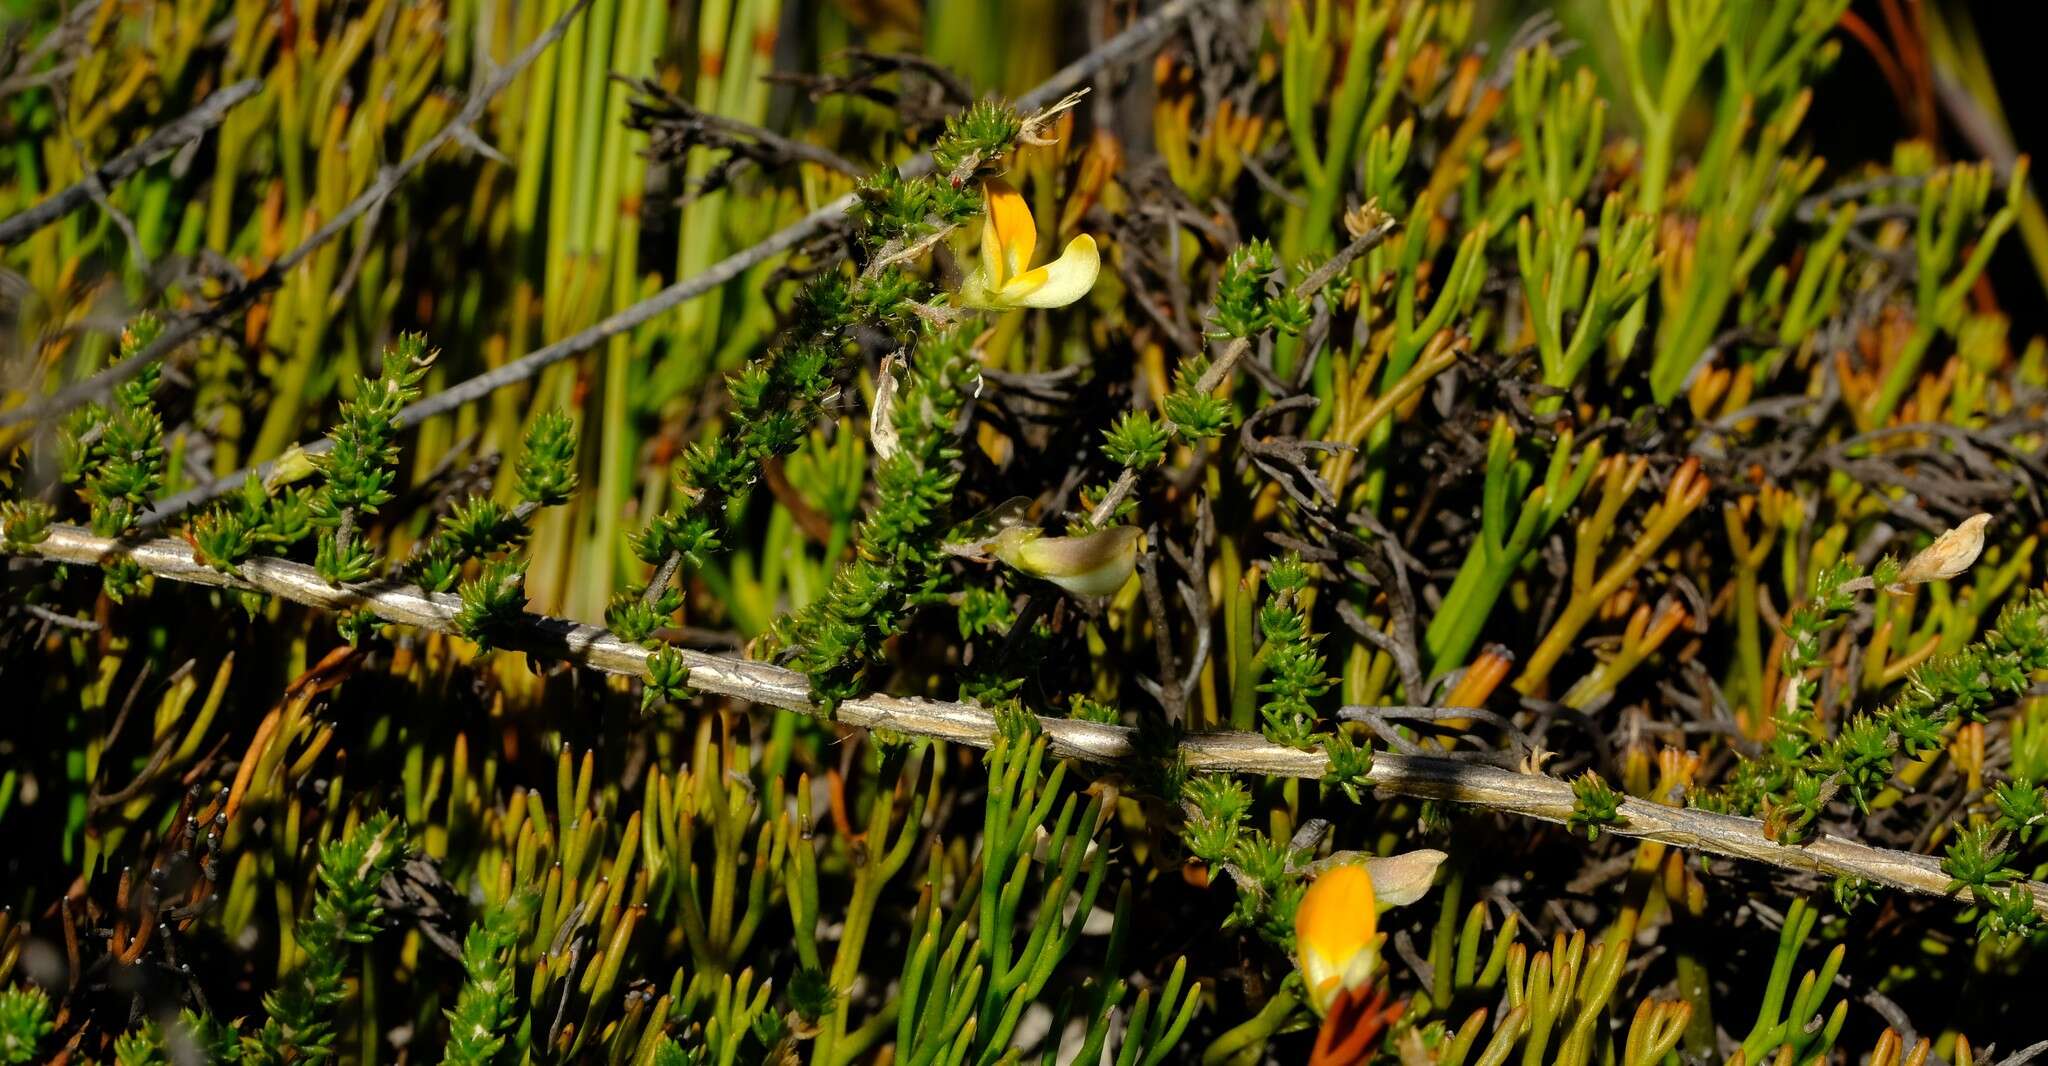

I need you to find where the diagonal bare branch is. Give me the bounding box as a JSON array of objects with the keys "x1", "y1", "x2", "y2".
[{"x1": 0, "y1": 78, "x2": 261, "y2": 248}]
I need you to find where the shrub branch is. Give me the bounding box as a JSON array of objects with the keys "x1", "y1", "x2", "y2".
[{"x1": 12, "y1": 521, "x2": 2043, "y2": 918}]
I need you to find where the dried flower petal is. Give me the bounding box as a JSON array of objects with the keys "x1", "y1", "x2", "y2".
[
  {"x1": 870, "y1": 354, "x2": 902, "y2": 463},
  {"x1": 1895, "y1": 513, "x2": 1992, "y2": 588}
]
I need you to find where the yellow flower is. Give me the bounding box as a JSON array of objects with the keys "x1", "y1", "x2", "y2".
[
  {"x1": 1295, "y1": 851, "x2": 1445, "y2": 1014},
  {"x1": 956, "y1": 177, "x2": 1100, "y2": 310},
  {"x1": 985, "y1": 525, "x2": 1138, "y2": 596}
]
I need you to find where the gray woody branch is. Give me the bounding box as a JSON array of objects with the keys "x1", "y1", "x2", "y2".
[{"x1": 11, "y1": 522, "x2": 2043, "y2": 918}]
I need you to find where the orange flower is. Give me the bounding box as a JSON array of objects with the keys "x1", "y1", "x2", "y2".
[
  {"x1": 1294, "y1": 850, "x2": 1445, "y2": 1014},
  {"x1": 1296, "y1": 864, "x2": 1380, "y2": 1014},
  {"x1": 956, "y1": 177, "x2": 1100, "y2": 310}
]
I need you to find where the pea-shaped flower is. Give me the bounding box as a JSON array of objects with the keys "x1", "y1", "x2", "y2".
[
  {"x1": 985, "y1": 524, "x2": 1139, "y2": 596},
  {"x1": 956, "y1": 177, "x2": 1100, "y2": 310},
  {"x1": 1295, "y1": 850, "x2": 1445, "y2": 1014}
]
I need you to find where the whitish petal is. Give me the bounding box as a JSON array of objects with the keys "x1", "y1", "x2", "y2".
[
  {"x1": 1002, "y1": 234, "x2": 1099, "y2": 309},
  {"x1": 870, "y1": 354, "x2": 902, "y2": 462}
]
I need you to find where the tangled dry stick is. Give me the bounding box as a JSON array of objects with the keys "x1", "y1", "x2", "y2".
[{"x1": 12, "y1": 522, "x2": 2044, "y2": 918}]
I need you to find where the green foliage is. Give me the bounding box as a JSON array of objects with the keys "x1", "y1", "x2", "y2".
[
  {"x1": 774, "y1": 326, "x2": 981, "y2": 704},
  {"x1": 620, "y1": 99, "x2": 1033, "y2": 658},
  {"x1": 1219, "y1": 830, "x2": 1309, "y2": 948},
  {"x1": 1255, "y1": 554, "x2": 1329, "y2": 747},
  {"x1": 514, "y1": 410, "x2": 580, "y2": 507},
  {"x1": 1423, "y1": 420, "x2": 1600, "y2": 674},
  {"x1": 311, "y1": 336, "x2": 436, "y2": 585},
  {"x1": 453, "y1": 558, "x2": 527, "y2": 651},
  {"x1": 889, "y1": 729, "x2": 1117, "y2": 1066},
  {"x1": 1160, "y1": 356, "x2": 1233, "y2": 440},
  {"x1": 609, "y1": 588, "x2": 680, "y2": 646},
  {"x1": 0, "y1": 500, "x2": 52, "y2": 550},
  {"x1": 1567, "y1": 772, "x2": 1624, "y2": 841},
  {"x1": 1319, "y1": 728, "x2": 1374, "y2": 803},
  {"x1": 1212, "y1": 240, "x2": 1280, "y2": 339},
  {"x1": 1830, "y1": 875, "x2": 1876, "y2": 912},
  {"x1": 1182, "y1": 775, "x2": 1254, "y2": 864},
  {"x1": 52, "y1": 316, "x2": 169, "y2": 598},
  {"x1": 1514, "y1": 194, "x2": 1656, "y2": 390},
  {"x1": 243, "y1": 814, "x2": 408, "y2": 1064},
  {"x1": 1722, "y1": 559, "x2": 1875, "y2": 819},
  {"x1": 191, "y1": 473, "x2": 316, "y2": 576},
  {"x1": 111, "y1": 1013, "x2": 237, "y2": 1066},
  {"x1": 1941, "y1": 825, "x2": 2017, "y2": 896},
  {"x1": 7, "y1": 3, "x2": 2048, "y2": 1063},
  {"x1": 416, "y1": 498, "x2": 525, "y2": 591},
  {"x1": 787, "y1": 968, "x2": 835, "y2": 1025},
  {"x1": 643, "y1": 643, "x2": 692, "y2": 710},
  {"x1": 66, "y1": 317, "x2": 167, "y2": 540},
  {"x1": 440, "y1": 895, "x2": 530, "y2": 1066},
  {"x1": 929, "y1": 100, "x2": 1023, "y2": 181},
  {"x1": 1736, "y1": 899, "x2": 1847, "y2": 1066},
  {"x1": 1731, "y1": 585, "x2": 2048, "y2": 837},
  {"x1": 404, "y1": 411, "x2": 578, "y2": 625},
  {"x1": 1067, "y1": 694, "x2": 1121, "y2": 723},
  {"x1": 1994, "y1": 778, "x2": 2048, "y2": 846},
  {"x1": 1102, "y1": 410, "x2": 1172, "y2": 470},
  {"x1": 0, "y1": 985, "x2": 54, "y2": 1065},
  {"x1": 112, "y1": 1018, "x2": 168, "y2": 1066}
]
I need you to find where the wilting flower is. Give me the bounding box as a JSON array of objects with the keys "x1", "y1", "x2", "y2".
[
  {"x1": 1838, "y1": 512, "x2": 1992, "y2": 595},
  {"x1": 955, "y1": 177, "x2": 1100, "y2": 310},
  {"x1": 1895, "y1": 512, "x2": 1991, "y2": 587},
  {"x1": 985, "y1": 525, "x2": 1138, "y2": 596},
  {"x1": 1295, "y1": 850, "x2": 1445, "y2": 1014}
]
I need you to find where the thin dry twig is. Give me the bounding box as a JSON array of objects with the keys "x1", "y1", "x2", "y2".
[
  {"x1": 1087, "y1": 216, "x2": 1399, "y2": 525},
  {"x1": 623, "y1": 75, "x2": 864, "y2": 183},
  {"x1": 0, "y1": 78, "x2": 261, "y2": 248},
  {"x1": 11, "y1": 521, "x2": 2044, "y2": 918}
]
